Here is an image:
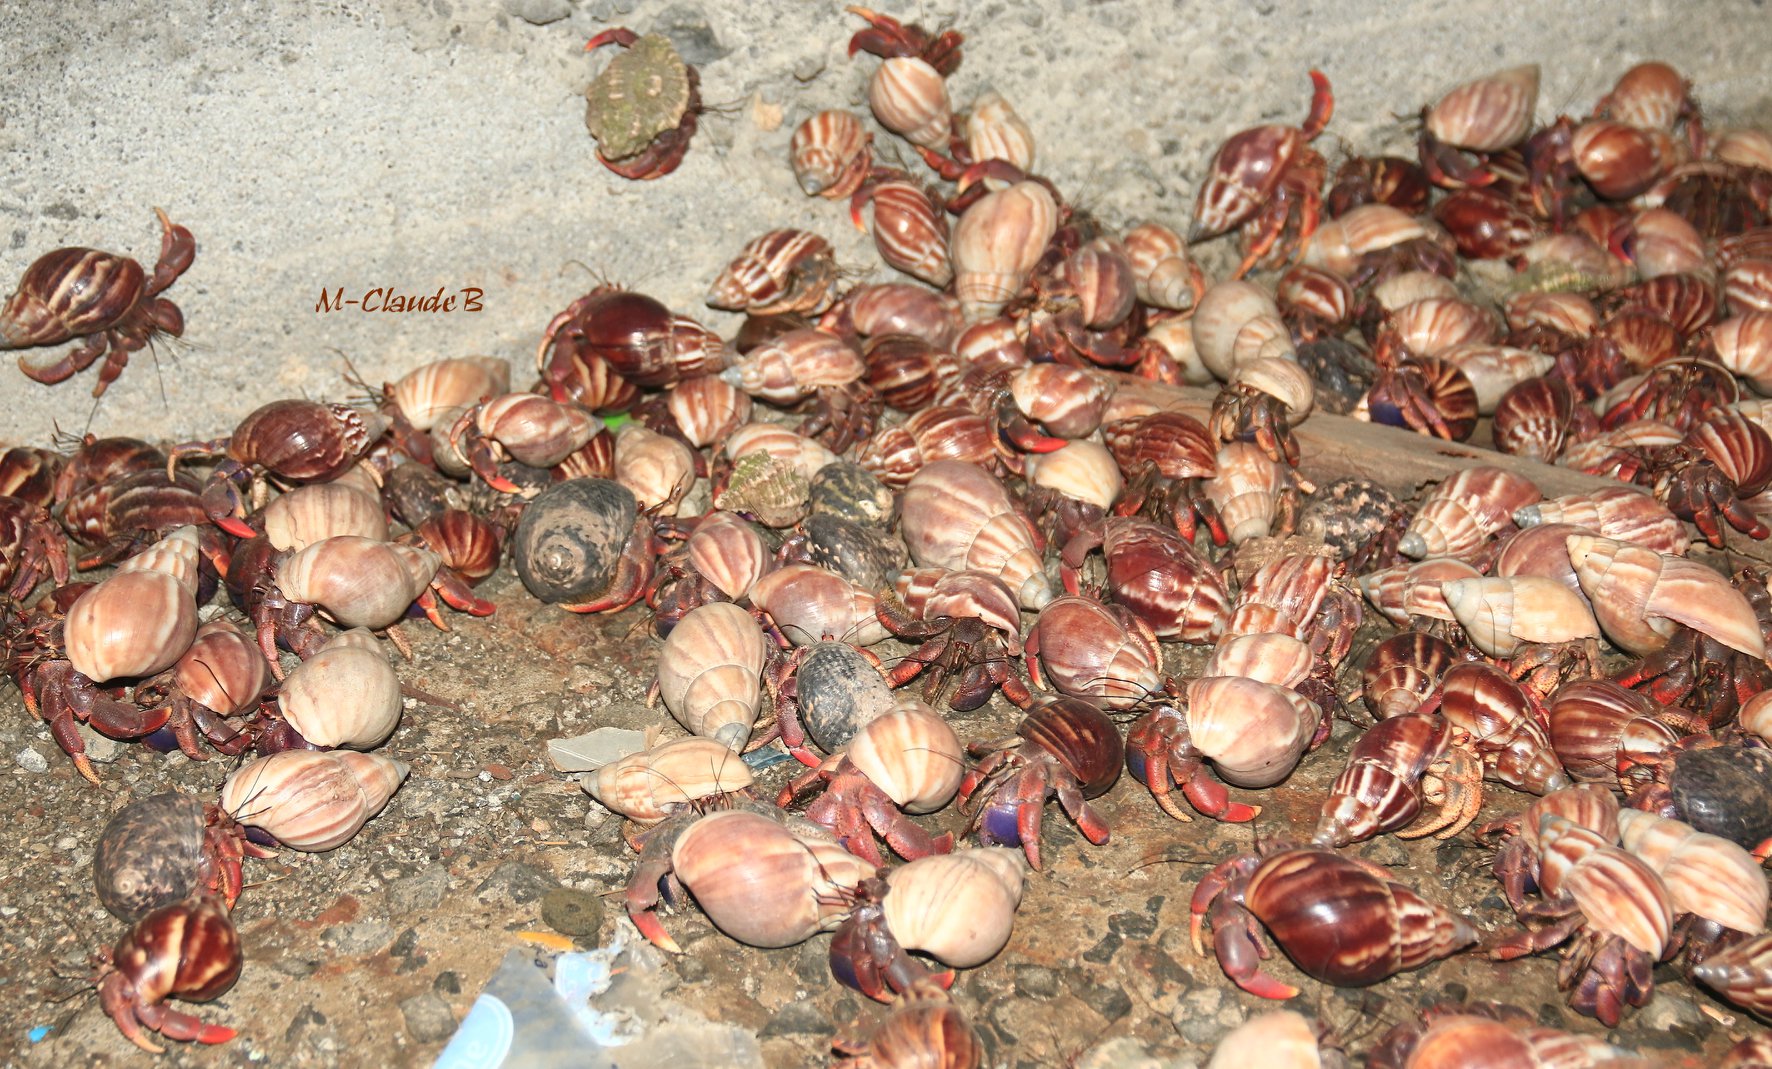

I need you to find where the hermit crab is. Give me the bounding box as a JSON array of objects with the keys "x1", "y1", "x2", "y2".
[{"x1": 582, "y1": 29, "x2": 700, "y2": 180}]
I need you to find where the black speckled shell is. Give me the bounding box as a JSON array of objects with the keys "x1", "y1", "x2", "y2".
[
  {"x1": 1298, "y1": 476, "x2": 1401, "y2": 560},
  {"x1": 808, "y1": 461, "x2": 895, "y2": 527},
  {"x1": 1671, "y1": 746, "x2": 1772, "y2": 851},
  {"x1": 795, "y1": 641, "x2": 897, "y2": 753},
  {"x1": 382, "y1": 462, "x2": 459, "y2": 528},
  {"x1": 1295, "y1": 336, "x2": 1377, "y2": 415},
  {"x1": 804, "y1": 514, "x2": 907, "y2": 589},
  {"x1": 93, "y1": 793, "x2": 208, "y2": 922},
  {"x1": 512, "y1": 478, "x2": 638, "y2": 604}
]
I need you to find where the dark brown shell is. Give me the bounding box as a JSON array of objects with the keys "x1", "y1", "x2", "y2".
[
  {"x1": 809, "y1": 461, "x2": 896, "y2": 527},
  {"x1": 380, "y1": 461, "x2": 462, "y2": 528},
  {"x1": 1671, "y1": 747, "x2": 1772, "y2": 851},
  {"x1": 795, "y1": 640, "x2": 898, "y2": 753},
  {"x1": 93, "y1": 794, "x2": 208, "y2": 923},
  {"x1": 804, "y1": 513, "x2": 906, "y2": 589},
  {"x1": 1018, "y1": 697, "x2": 1123, "y2": 797},
  {"x1": 1297, "y1": 477, "x2": 1401, "y2": 560},
  {"x1": 511, "y1": 478, "x2": 638, "y2": 603}
]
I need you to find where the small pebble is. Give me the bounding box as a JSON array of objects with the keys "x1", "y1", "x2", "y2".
[
  {"x1": 1013, "y1": 964, "x2": 1060, "y2": 999},
  {"x1": 399, "y1": 991, "x2": 458, "y2": 1043},
  {"x1": 15, "y1": 748, "x2": 47, "y2": 774},
  {"x1": 540, "y1": 886, "x2": 605, "y2": 938},
  {"x1": 758, "y1": 999, "x2": 833, "y2": 1038}
]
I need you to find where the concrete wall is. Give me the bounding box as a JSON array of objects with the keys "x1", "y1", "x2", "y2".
[{"x1": 1, "y1": 0, "x2": 1765, "y2": 444}]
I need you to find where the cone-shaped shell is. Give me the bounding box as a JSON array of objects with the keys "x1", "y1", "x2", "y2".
[
  {"x1": 1399, "y1": 467, "x2": 1542, "y2": 560},
  {"x1": 1193, "y1": 281, "x2": 1293, "y2": 380},
  {"x1": 685, "y1": 511, "x2": 769, "y2": 601},
  {"x1": 964, "y1": 90, "x2": 1035, "y2": 174},
  {"x1": 1186, "y1": 676, "x2": 1317, "y2": 788},
  {"x1": 65, "y1": 570, "x2": 197, "y2": 683},
  {"x1": 584, "y1": 736, "x2": 754, "y2": 823},
  {"x1": 847, "y1": 704, "x2": 964, "y2": 814},
  {"x1": 869, "y1": 56, "x2": 951, "y2": 150},
  {"x1": 1515, "y1": 487, "x2": 1685, "y2": 557},
  {"x1": 1204, "y1": 442, "x2": 1283, "y2": 544},
  {"x1": 116, "y1": 525, "x2": 203, "y2": 598},
  {"x1": 390, "y1": 356, "x2": 510, "y2": 431},
  {"x1": 951, "y1": 181, "x2": 1058, "y2": 322},
  {"x1": 656, "y1": 602, "x2": 767, "y2": 750},
  {"x1": 1426, "y1": 65, "x2": 1539, "y2": 152},
  {"x1": 1567, "y1": 533, "x2": 1767, "y2": 658},
  {"x1": 749, "y1": 564, "x2": 889, "y2": 646},
  {"x1": 277, "y1": 536, "x2": 440, "y2": 630},
  {"x1": 1617, "y1": 809, "x2": 1768, "y2": 935},
  {"x1": 278, "y1": 629, "x2": 402, "y2": 749},
  {"x1": 882, "y1": 848, "x2": 1026, "y2": 967},
  {"x1": 1441, "y1": 576, "x2": 1599, "y2": 658},
  {"x1": 1124, "y1": 223, "x2": 1198, "y2": 311},
  {"x1": 221, "y1": 750, "x2": 409, "y2": 852},
  {"x1": 263, "y1": 483, "x2": 390, "y2": 552}
]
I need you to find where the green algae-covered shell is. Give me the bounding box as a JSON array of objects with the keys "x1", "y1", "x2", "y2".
[{"x1": 585, "y1": 34, "x2": 691, "y2": 161}]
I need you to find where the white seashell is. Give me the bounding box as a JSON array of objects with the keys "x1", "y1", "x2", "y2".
[
  {"x1": 277, "y1": 628, "x2": 402, "y2": 749},
  {"x1": 220, "y1": 750, "x2": 409, "y2": 852}
]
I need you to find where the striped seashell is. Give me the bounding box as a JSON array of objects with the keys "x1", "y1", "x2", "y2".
[
  {"x1": 1504, "y1": 290, "x2": 1599, "y2": 338},
  {"x1": 1123, "y1": 223, "x2": 1200, "y2": 311},
  {"x1": 671, "y1": 810, "x2": 870, "y2": 948},
  {"x1": 867, "y1": 56, "x2": 951, "y2": 149},
  {"x1": 1192, "y1": 280, "x2": 1294, "y2": 380},
  {"x1": 750, "y1": 564, "x2": 888, "y2": 646},
  {"x1": 172, "y1": 619, "x2": 272, "y2": 717},
  {"x1": 263, "y1": 482, "x2": 388, "y2": 552},
  {"x1": 115, "y1": 524, "x2": 203, "y2": 598},
  {"x1": 1302, "y1": 205, "x2": 1439, "y2": 279},
  {"x1": 1514, "y1": 486, "x2": 1686, "y2": 556},
  {"x1": 388, "y1": 356, "x2": 509, "y2": 431},
  {"x1": 655, "y1": 602, "x2": 767, "y2": 750},
  {"x1": 277, "y1": 536, "x2": 440, "y2": 631},
  {"x1": 723, "y1": 421, "x2": 840, "y2": 480},
  {"x1": 1492, "y1": 522, "x2": 1587, "y2": 592},
  {"x1": 1389, "y1": 297, "x2": 1499, "y2": 359},
  {"x1": 722, "y1": 328, "x2": 864, "y2": 404},
  {"x1": 1425, "y1": 64, "x2": 1539, "y2": 152},
  {"x1": 584, "y1": 736, "x2": 754, "y2": 823},
  {"x1": 964, "y1": 90, "x2": 1035, "y2": 174},
  {"x1": 1360, "y1": 630, "x2": 1463, "y2": 719},
  {"x1": 790, "y1": 109, "x2": 870, "y2": 199},
  {"x1": 1372, "y1": 271, "x2": 1459, "y2": 313},
  {"x1": 847, "y1": 702, "x2": 965, "y2": 814},
  {"x1": 1440, "y1": 344, "x2": 1554, "y2": 414},
  {"x1": 1204, "y1": 632, "x2": 1313, "y2": 690},
  {"x1": 1712, "y1": 312, "x2": 1772, "y2": 396},
  {"x1": 221, "y1": 750, "x2": 409, "y2": 852},
  {"x1": 684, "y1": 511, "x2": 769, "y2": 601},
  {"x1": 1565, "y1": 533, "x2": 1766, "y2": 658},
  {"x1": 1617, "y1": 809, "x2": 1768, "y2": 936},
  {"x1": 1204, "y1": 441, "x2": 1284, "y2": 544},
  {"x1": 277, "y1": 629, "x2": 401, "y2": 750},
  {"x1": 1358, "y1": 557, "x2": 1481, "y2": 628},
  {"x1": 1399, "y1": 467, "x2": 1543, "y2": 560},
  {"x1": 1185, "y1": 675, "x2": 1318, "y2": 788},
  {"x1": 1714, "y1": 128, "x2": 1772, "y2": 171},
  {"x1": 900, "y1": 460, "x2": 1052, "y2": 610},
  {"x1": 951, "y1": 181, "x2": 1057, "y2": 322},
  {"x1": 65, "y1": 569, "x2": 197, "y2": 683},
  {"x1": 1023, "y1": 440, "x2": 1123, "y2": 510},
  {"x1": 706, "y1": 229, "x2": 838, "y2": 317},
  {"x1": 1440, "y1": 575, "x2": 1600, "y2": 658},
  {"x1": 1536, "y1": 815, "x2": 1672, "y2": 957},
  {"x1": 881, "y1": 848, "x2": 1026, "y2": 967},
  {"x1": 863, "y1": 179, "x2": 952, "y2": 287},
  {"x1": 613, "y1": 423, "x2": 696, "y2": 516}
]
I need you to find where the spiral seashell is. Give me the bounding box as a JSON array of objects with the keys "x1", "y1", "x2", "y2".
[
  {"x1": 722, "y1": 328, "x2": 865, "y2": 404},
  {"x1": 1360, "y1": 630, "x2": 1462, "y2": 720},
  {"x1": 1142, "y1": 317, "x2": 1215, "y2": 385},
  {"x1": 1398, "y1": 467, "x2": 1542, "y2": 560},
  {"x1": 220, "y1": 750, "x2": 408, "y2": 852},
  {"x1": 1492, "y1": 522, "x2": 1587, "y2": 592},
  {"x1": 1372, "y1": 271, "x2": 1458, "y2": 313},
  {"x1": 724, "y1": 421, "x2": 840, "y2": 481},
  {"x1": 1440, "y1": 575, "x2": 1600, "y2": 658},
  {"x1": 1185, "y1": 675, "x2": 1318, "y2": 788},
  {"x1": 964, "y1": 90, "x2": 1035, "y2": 174},
  {"x1": 1228, "y1": 355, "x2": 1316, "y2": 424},
  {"x1": 1192, "y1": 281, "x2": 1294, "y2": 380},
  {"x1": 847, "y1": 702, "x2": 964, "y2": 814},
  {"x1": 1023, "y1": 440, "x2": 1123, "y2": 510},
  {"x1": 1573, "y1": 119, "x2": 1676, "y2": 201},
  {"x1": 583, "y1": 736, "x2": 754, "y2": 822},
  {"x1": 1389, "y1": 297, "x2": 1500, "y2": 359},
  {"x1": 863, "y1": 179, "x2": 952, "y2": 288},
  {"x1": 388, "y1": 356, "x2": 509, "y2": 431},
  {"x1": 1617, "y1": 810, "x2": 1768, "y2": 936},
  {"x1": 1061, "y1": 238, "x2": 1137, "y2": 330},
  {"x1": 1008, "y1": 365, "x2": 1112, "y2": 439},
  {"x1": 1438, "y1": 663, "x2": 1568, "y2": 794},
  {"x1": 882, "y1": 848, "x2": 1026, "y2": 967},
  {"x1": 1276, "y1": 264, "x2": 1353, "y2": 325},
  {"x1": 1545, "y1": 680, "x2": 1678, "y2": 785},
  {"x1": 65, "y1": 570, "x2": 197, "y2": 683},
  {"x1": 715, "y1": 452, "x2": 810, "y2": 529},
  {"x1": 1712, "y1": 313, "x2": 1772, "y2": 396},
  {"x1": 666, "y1": 373, "x2": 752, "y2": 448},
  {"x1": 706, "y1": 229, "x2": 838, "y2": 317},
  {"x1": 172, "y1": 620, "x2": 271, "y2": 717},
  {"x1": 684, "y1": 511, "x2": 769, "y2": 601},
  {"x1": 1204, "y1": 441, "x2": 1284, "y2": 544},
  {"x1": 656, "y1": 602, "x2": 767, "y2": 750},
  {"x1": 1425, "y1": 64, "x2": 1539, "y2": 151},
  {"x1": 1204, "y1": 632, "x2": 1313, "y2": 690},
  {"x1": 672, "y1": 810, "x2": 870, "y2": 948},
  {"x1": 1357, "y1": 557, "x2": 1480, "y2": 628},
  {"x1": 613, "y1": 423, "x2": 696, "y2": 516},
  {"x1": 856, "y1": 404, "x2": 995, "y2": 488},
  {"x1": 1624, "y1": 209, "x2": 1708, "y2": 280},
  {"x1": 750, "y1": 564, "x2": 887, "y2": 646},
  {"x1": 114, "y1": 524, "x2": 204, "y2": 598},
  {"x1": 899, "y1": 461, "x2": 1052, "y2": 609},
  {"x1": 1301, "y1": 205, "x2": 1439, "y2": 279},
  {"x1": 1027, "y1": 596, "x2": 1161, "y2": 708},
  {"x1": 868, "y1": 56, "x2": 950, "y2": 150},
  {"x1": 277, "y1": 629, "x2": 401, "y2": 750},
  {"x1": 1491, "y1": 376, "x2": 1593, "y2": 463},
  {"x1": 263, "y1": 482, "x2": 389, "y2": 552},
  {"x1": 790, "y1": 109, "x2": 870, "y2": 199},
  {"x1": 1440, "y1": 345, "x2": 1554, "y2": 414},
  {"x1": 1565, "y1": 533, "x2": 1766, "y2": 658},
  {"x1": 1123, "y1": 222, "x2": 1199, "y2": 311},
  {"x1": 1505, "y1": 290, "x2": 1600, "y2": 338},
  {"x1": 1715, "y1": 128, "x2": 1772, "y2": 171},
  {"x1": 1535, "y1": 816, "x2": 1673, "y2": 957},
  {"x1": 277, "y1": 536, "x2": 440, "y2": 631},
  {"x1": 470, "y1": 393, "x2": 601, "y2": 469},
  {"x1": 1514, "y1": 486, "x2": 1685, "y2": 556},
  {"x1": 951, "y1": 181, "x2": 1057, "y2": 322}
]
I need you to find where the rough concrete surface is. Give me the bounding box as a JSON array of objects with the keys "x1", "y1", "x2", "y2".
[{"x1": 1, "y1": 0, "x2": 1769, "y2": 444}]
